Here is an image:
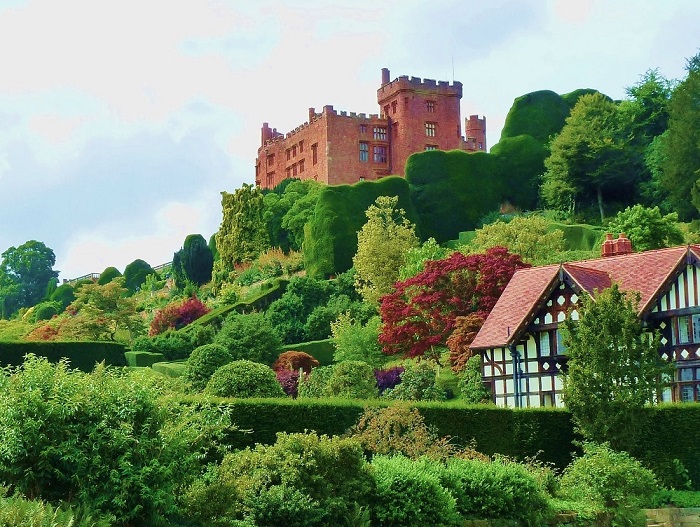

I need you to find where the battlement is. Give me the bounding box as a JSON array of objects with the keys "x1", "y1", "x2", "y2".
[{"x1": 378, "y1": 68, "x2": 462, "y2": 100}]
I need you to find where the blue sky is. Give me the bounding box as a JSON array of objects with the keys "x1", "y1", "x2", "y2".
[{"x1": 0, "y1": 0, "x2": 698, "y2": 280}]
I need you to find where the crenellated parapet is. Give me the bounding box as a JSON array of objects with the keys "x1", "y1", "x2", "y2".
[{"x1": 377, "y1": 71, "x2": 463, "y2": 100}]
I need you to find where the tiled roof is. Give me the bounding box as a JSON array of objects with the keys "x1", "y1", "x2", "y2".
[{"x1": 470, "y1": 245, "x2": 700, "y2": 350}]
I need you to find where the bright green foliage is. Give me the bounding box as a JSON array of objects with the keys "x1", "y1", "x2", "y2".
[
  {"x1": 297, "y1": 365, "x2": 335, "y2": 398},
  {"x1": 122, "y1": 258, "x2": 156, "y2": 293},
  {"x1": 0, "y1": 240, "x2": 59, "y2": 317},
  {"x1": 0, "y1": 494, "x2": 112, "y2": 527},
  {"x1": 371, "y1": 455, "x2": 461, "y2": 527},
  {"x1": 263, "y1": 179, "x2": 323, "y2": 251},
  {"x1": 541, "y1": 92, "x2": 637, "y2": 221},
  {"x1": 437, "y1": 457, "x2": 551, "y2": 526},
  {"x1": 182, "y1": 431, "x2": 373, "y2": 527},
  {"x1": 469, "y1": 215, "x2": 565, "y2": 264},
  {"x1": 659, "y1": 53, "x2": 700, "y2": 219},
  {"x1": 607, "y1": 204, "x2": 684, "y2": 251},
  {"x1": 398, "y1": 237, "x2": 451, "y2": 280},
  {"x1": 49, "y1": 283, "x2": 75, "y2": 310},
  {"x1": 32, "y1": 301, "x2": 61, "y2": 322},
  {"x1": 562, "y1": 285, "x2": 671, "y2": 450},
  {"x1": 458, "y1": 355, "x2": 492, "y2": 404},
  {"x1": 0, "y1": 355, "x2": 230, "y2": 524},
  {"x1": 383, "y1": 361, "x2": 445, "y2": 401},
  {"x1": 205, "y1": 360, "x2": 284, "y2": 398},
  {"x1": 63, "y1": 279, "x2": 144, "y2": 341},
  {"x1": 304, "y1": 176, "x2": 418, "y2": 277},
  {"x1": 172, "y1": 233, "x2": 214, "y2": 288},
  {"x1": 214, "y1": 312, "x2": 282, "y2": 364},
  {"x1": 331, "y1": 313, "x2": 387, "y2": 368},
  {"x1": 97, "y1": 266, "x2": 121, "y2": 285},
  {"x1": 215, "y1": 184, "x2": 270, "y2": 274},
  {"x1": 559, "y1": 442, "x2": 658, "y2": 525},
  {"x1": 324, "y1": 360, "x2": 378, "y2": 399},
  {"x1": 131, "y1": 328, "x2": 200, "y2": 361},
  {"x1": 183, "y1": 343, "x2": 234, "y2": 392},
  {"x1": 353, "y1": 196, "x2": 419, "y2": 304}
]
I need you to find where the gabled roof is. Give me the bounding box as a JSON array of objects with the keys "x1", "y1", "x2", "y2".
[{"x1": 470, "y1": 245, "x2": 700, "y2": 350}]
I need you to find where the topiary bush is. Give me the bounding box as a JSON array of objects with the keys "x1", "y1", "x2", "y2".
[
  {"x1": 370, "y1": 455, "x2": 461, "y2": 527},
  {"x1": 49, "y1": 283, "x2": 75, "y2": 310},
  {"x1": 183, "y1": 343, "x2": 234, "y2": 392},
  {"x1": 205, "y1": 360, "x2": 285, "y2": 398},
  {"x1": 214, "y1": 312, "x2": 282, "y2": 364},
  {"x1": 123, "y1": 259, "x2": 157, "y2": 293},
  {"x1": 32, "y1": 301, "x2": 60, "y2": 322},
  {"x1": 97, "y1": 266, "x2": 122, "y2": 285}
]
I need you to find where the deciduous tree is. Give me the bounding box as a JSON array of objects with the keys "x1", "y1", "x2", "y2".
[
  {"x1": 379, "y1": 247, "x2": 528, "y2": 360},
  {"x1": 353, "y1": 196, "x2": 419, "y2": 304},
  {"x1": 607, "y1": 204, "x2": 684, "y2": 251},
  {"x1": 0, "y1": 240, "x2": 58, "y2": 316},
  {"x1": 561, "y1": 284, "x2": 671, "y2": 450}
]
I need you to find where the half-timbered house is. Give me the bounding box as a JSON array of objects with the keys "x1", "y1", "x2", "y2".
[{"x1": 470, "y1": 234, "x2": 700, "y2": 407}]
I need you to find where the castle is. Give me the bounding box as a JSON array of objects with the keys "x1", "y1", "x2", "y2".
[{"x1": 255, "y1": 68, "x2": 486, "y2": 189}]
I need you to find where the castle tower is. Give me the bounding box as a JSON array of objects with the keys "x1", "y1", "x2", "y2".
[
  {"x1": 465, "y1": 115, "x2": 486, "y2": 152},
  {"x1": 377, "y1": 67, "x2": 464, "y2": 177}
]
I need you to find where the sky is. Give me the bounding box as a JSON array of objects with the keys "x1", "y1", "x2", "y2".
[{"x1": 0, "y1": 0, "x2": 698, "y2": 281}]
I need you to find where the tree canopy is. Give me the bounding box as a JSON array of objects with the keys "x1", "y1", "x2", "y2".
[
  {"x1": 607, "y1": 204, "x2": 684, "y2": 252},
  {"x1": 172, "y1": 234, "x2": 214, "y2": 288},
  {"x1": 0, "y1": 240, "x2": 58, "y2": 317}
]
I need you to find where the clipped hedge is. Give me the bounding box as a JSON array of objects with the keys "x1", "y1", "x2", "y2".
[
  {"x1": 281, "y1": 339, "x2": 335, "y2": 366},
  {"x1": 0, "y1": 341, "x2": 127, "y2": 371},
  {"x1": 151, "y1": 361, "x2": 186, "y2": 378},
  {"x1": 124, "y1": 351, "x2": 166, "y2": 367}
]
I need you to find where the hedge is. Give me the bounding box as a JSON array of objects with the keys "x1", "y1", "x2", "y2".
[
  {"x1": 124, "y1": 351, "x2": 166, "y2": 367},
  {"x1": 151, "y1": 361, "x2": 186, "y2": 378},
  {"x1": 281, "y1": 339, "x2": 335, "y2": 366},
  {"x1": 0, "y1": 341, "x2": 127, "y2": 371}
]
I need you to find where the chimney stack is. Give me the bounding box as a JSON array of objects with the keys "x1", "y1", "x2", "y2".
[
  {"x1": 381, "y1": 67, "x2": 390, "y2": 85},
  {"x1": 601, "y1": 233, "x2": 633, "y2": 257}
]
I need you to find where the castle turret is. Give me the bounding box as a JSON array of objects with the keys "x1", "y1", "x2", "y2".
[
  {"x1": 381, "y1": 67, "x2": 390, "y2": 85},
  {"x1": 465, "y1": 115, "x2": 486, "y2": 151}
]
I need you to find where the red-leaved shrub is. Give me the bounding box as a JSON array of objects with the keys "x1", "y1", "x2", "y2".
[
  {"x1": 271, "y1": 351, "x2": 319, "y2": 373},
  {"x1": 149, "y1": 296, "x2": 210, "y2": 336},
  {"x1": 276, "y1": 369, "x2": 301, "y2": 398}
]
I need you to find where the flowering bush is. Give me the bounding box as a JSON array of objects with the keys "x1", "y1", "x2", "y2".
[
  {"x1": 149, "y1": 296, "x2": 210, "y2": 336},
  {"x1": 374, "y1": 366, "x2": 404, "y2": 394}
]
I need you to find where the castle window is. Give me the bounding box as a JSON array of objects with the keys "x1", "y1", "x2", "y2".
[
  {"x1": 479, "y1": 142, "x2": 483, "y2": 150},
  {"x1": 425, "y1": 122, "x2": 436, "y2": 137},
  {"x1": 312, "y1": 143, "x2": 318, "y2": 165},
  {"x1": 299, "y1": 159, "x2": 305, "y2": 173},
  {"x1": 286, "y1": 167, "x2": 291, "y2": 179},
  {"x1": 292, "y1": 145, "x2": 297, "y2": 158},
  {"x1": 425, "y1": 145, "x2": 437, "y2": 151},
  {"x1": 373, "y1": 126, "x2": 387, "y2": 140},
  {"x1": 267, "y1": 153, "x2": 275, "y2": 166},
  {"x1": 286, "y1": 149, "x2": 291, "y2": 161},
  {"x1": 359, "y1": 142, "x2": 369, "y2": 162},
  {"x1": 426, "y1": 100, "x2": 435, "y2": 113},
  {"x1": 373, "y1": 145, "x2": 387, "y2": 163},
  {"x1": 299, "y1": 141, "x2": 304, "y2": 153},
  {"x1": 292, "y1": 163, "x2": 298, "y2": 177},
  {"x1": 359, "y1": 176, "x2": 365, "y2": 182},
  {"x1": 266, "y1": 172, "x2": 275, "y2": 187},
  {"x1": 391, "y1": 101, "x2": 397, "y2": 114},
  {"x1": 383, "y1": 105, "x2": 390, "y2": 117},
  {"x1": 360, "y1": 124, "x2": 367, "y2": 134}
]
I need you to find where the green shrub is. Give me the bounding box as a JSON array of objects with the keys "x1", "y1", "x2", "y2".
[
  {"x1": 331, "y1": 314, "x2": 387, "y2": 368},
  {"x1": 32, "y1": 301, "x2": 60, "y2": 321},
  {"x1": 384, "y1": 361, "x2": 445, "y2": 401},
  {"x1": 151, "y1": 361, "x2": 186, "y2": 378},
  {"x1": 0, "y1": 493, "x2": 113, "y2": 527},
  {"x1": 184, "y1": 343, "x2": 234, "y2": 392},
  {"x1": 206, "y1": 360, "x2": 284, "y2": 398},
  {"x1": 0, "y1": 355, "x2": 228, "y2": 524},
  {"x1": 49, "y1": 283, "x2": 75, "y2": 310},
  {"x1": 370, "y1": 455, "x2": 460, "y2": 527},
  {"x1": 297, "y1": 364, "x2": 335, "y2": 398},
  {"x1": 131, "y1": 329, "x2": 195, "y2": 360},
  {"x1": 97, "y1": 266, "x2": 122, "y2": 285},
  {"x1": 438, "y1": 457, "x2": 551, "y2": 526},
  {"x1": 559, "y1": 442, "x2": 659, "y2": 525},
  {"x1": 649, "y1": 489, "x2": 700, "y2": 508},
  {"x1": 214, "y1": 312, "x2": 282, "y2": 364},
  {"x1": 182, "y1": 431, "x2": 373, "y2": 527},
  {"x1": 324, "y1": 360, "x2": 378, "y2": 399},
  {"x1": 123, "y1": 258, "x2": 157, "y2": 293},
  {"x1": 124, "y1": 350, "x2": 166, "y2": 367}
]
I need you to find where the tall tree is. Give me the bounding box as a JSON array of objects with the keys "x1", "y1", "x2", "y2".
[
  {"x1": 215, "y1": 184, "x2": 270, "y2": 275},
  {"x1": 379, "y1": 247, "x2": 528, "y2": 361},
  {"x1": 561, "y1": 285, "x2": 671, "y2": 450},
  {"x1": 541, "y1": 92, "x2": 636, "y2": 221},
  {"x1": 172, "y1": 234, "x2": 214, "y2": 289},
  {"x1": 607, "y1": 204, "x2": 684, "y2": 252},
  {"x1": 0, "y1": 240, "x2": 58, "y2": 317},
  {"x1": 353, "y1": 196, "x2": 419, "y2": 305},
  {"x1": 263, "y1": 179, "x2": 322, "y2": 252},
  {"x1": 659, "y1": 52, "x2": 700, "y2": 220}
]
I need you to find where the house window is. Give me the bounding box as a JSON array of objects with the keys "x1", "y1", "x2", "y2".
[
  {"x1": 673, "y1": 314, "x2": 700, "y2": 344},
  {"x1": 539, "y1": 332, "x2": 551, "y2": 357},
  {"x1": 373, "y1": 145, "x2": 387, "y2": 163},
  {"x1": 299, "y1": 141, "x2": 303, "y2": 153},
  {"x1": 555, "y1": 330, "x2": 567, "y2": 354},
  {"x1": 678, "y1": 366, "x2": 700, "y2": 402},
  {"x1": 360, "y1": 124, "x2": 367, "y2": 134},
  {"x1": 359, "y1": 142, "x2": 369, "y2": 162},
  {"x1": 425, "y1": 145, "x2": 437, "y2": 151},
  {"x1": 425, "y1": 122, "x2": 436, "y2": 137},
  {"x1": 312, "y1": 143, "x2": 318, "y2": 165},
  {"x1": 373, "y1": 126, "x2": 387, "y2": 140},
  {"x1": 426, "y1": 100, "x2": 435, "y2": 113}
]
